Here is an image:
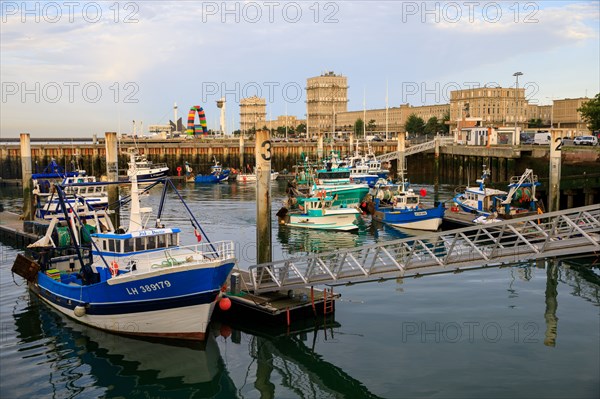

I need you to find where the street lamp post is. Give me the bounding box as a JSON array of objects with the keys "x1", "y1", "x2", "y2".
[
  {"x1": 546, "y1": 96, "x2": 554, "y2": 129},
  {"x1": 513, "y1": 72, "x2": 523, "y2": 138}
]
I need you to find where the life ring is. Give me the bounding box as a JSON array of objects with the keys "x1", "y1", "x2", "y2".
[{"x1": 109, "y1": 260, "x2": 119, "y2": 277}]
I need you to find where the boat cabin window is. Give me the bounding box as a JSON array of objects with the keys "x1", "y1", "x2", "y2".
[
  {"x1": 135, "y1": 237, "x2": 145, "y2": 251},
  {"x1": 108, "y1": 239, "x2": 117, "y2": 252},
  {"x1": 158, "y1": 234, "x2": 167, "y2": 248},
  {"x1": 147, "y1": 236, "x2": 157, "y2": 250},
  {"x1": 123, "y1": 238, "x2": 134, "y2": 252},
  {"x1": 407, "y1": 197, "x2": 419, "y2": 204},
  {"x1": 170, "y1": 233, "x2": 179, "y2": 246}
]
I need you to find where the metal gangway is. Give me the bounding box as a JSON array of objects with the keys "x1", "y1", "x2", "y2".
[
  {"x1": 376, "y1": 137, "x2": 454, "y2": 162},
  {"x1": 248, "y1": 205, "x2": 600, "y2": 294}
]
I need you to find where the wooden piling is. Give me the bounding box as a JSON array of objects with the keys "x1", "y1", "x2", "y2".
[
  {"x1": 19, "y1": 133, "x2": 34, "y2": 221},
  {"x1": 239, "y1": 135, "x2": 245, "y2": 170},
  {"x1": 549, "y1": 130, "x2": 562, "y2": 212},
  {"x1": 256, "y1": 129, "x2": 272, "y2": 264},
  {"x1": 105, "y1": 132, "x2": 120, "y2": 228}
]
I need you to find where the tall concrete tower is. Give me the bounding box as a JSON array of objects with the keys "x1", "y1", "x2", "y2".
[
  {"x1": 306, "y1": 71, "x2": 348, "y2": 138},
  {"x1": 217, "y1": 98, "x2": 226, "y2": 134}
]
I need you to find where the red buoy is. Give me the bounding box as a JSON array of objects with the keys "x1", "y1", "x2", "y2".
[
  {"x1": 219, "y1": 297, "x2": 232, "y2": 311},
  {"x1": 419, "y1": 188, "x2": 427, "y2": 197}
]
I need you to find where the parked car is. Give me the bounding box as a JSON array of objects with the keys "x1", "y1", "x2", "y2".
[{"x1": 573, "y1": 136, "x2": 599, "y2": 146}]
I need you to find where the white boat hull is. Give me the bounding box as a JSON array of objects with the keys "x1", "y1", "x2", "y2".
[
  {"x1": 37, "y1": 290, "x2": 216, "y2": 340},
  {"x1": 287, "y1": 211, "x2": 359, "y2": 231},
  {"x1": 387, "y1": 217, "x2": 443, "y2": 231},
  {"x1": 238, "y1": 173, "x2": 278, "y2": 182}
]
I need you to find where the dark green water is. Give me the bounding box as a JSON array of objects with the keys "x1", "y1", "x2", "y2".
[{"x1": 1, "y1": 182, "x2": 598, "y2": 398}]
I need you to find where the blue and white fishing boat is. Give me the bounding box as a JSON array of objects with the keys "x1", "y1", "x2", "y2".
[
  {"x1": 13, "y1": 152, "x2": 236, "y2": 341},
  {"x1": 34, "y1": 175, "x2": 109, "y2": 219},
  {"x1": 278, "y1": 194, "x2": 360, "y2": 231},
  {"x1": 344, "y1": 142, "x2": 389, "y2": 180},
  {"x1": 453, "y1": 166, "x2": 541, "y2": 219},
  {"x1": 194, "y1": 158, "x2": 230, "y2": 184},
  {"x1": 128, "y1": 149, "x2": 169, "y2": 181},
  {"x1": 370, "y1": 181, "x2": 445, "y2": 231}
]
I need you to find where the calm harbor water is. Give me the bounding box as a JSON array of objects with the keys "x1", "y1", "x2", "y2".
[{"x1": 1, "y1": 181, "x2": 599, "y2": 399}]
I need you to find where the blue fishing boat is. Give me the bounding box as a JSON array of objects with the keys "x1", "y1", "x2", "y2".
[
  {"x1": 194, "y1": 158, "x2": 230, "y2": 184},
  {"x1": 453, "y1": 166, "x2": 541, "y2": 219},
  {"x1": 371, "y1": 182, "x2": 445, "y2": 231},
  {"x1": 12, "y1": 152, "x2": 236, "y2": 341}
]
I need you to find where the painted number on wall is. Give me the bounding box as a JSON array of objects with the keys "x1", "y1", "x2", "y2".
[{"x1": 260, "y1": 140, "x2": 272, "y2": 161}]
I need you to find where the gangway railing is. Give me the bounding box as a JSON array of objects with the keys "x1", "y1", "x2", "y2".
[
  {"x1": 248, "y1": 205, "x2": 600, "y2": 294},
  {"x1": 376, "y1": 137, "x2": 453, "y2": 162}
]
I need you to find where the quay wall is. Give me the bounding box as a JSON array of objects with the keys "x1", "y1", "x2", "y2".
[{"x1": 1, "y1": 139, "x2": 598, "y2": 207}]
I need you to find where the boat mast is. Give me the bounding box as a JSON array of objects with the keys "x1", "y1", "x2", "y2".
[
  {"x1": 363, "y1": 88, "x2": 366, "y2": 140},
  {"x1": 127, "y1": 151, "x2": 143, "y2": 231},
  {"x1": 385, "y1": 80, "x2": 389, "y2": 141}
]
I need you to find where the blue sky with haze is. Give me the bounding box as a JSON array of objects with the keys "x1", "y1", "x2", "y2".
[{"x1": 1, "y1": 1, "x2": 598, "y2": 137}]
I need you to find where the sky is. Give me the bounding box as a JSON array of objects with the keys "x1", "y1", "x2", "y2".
[{"x1": 1, "y1": 0, "x2": 599, "y2": 138}]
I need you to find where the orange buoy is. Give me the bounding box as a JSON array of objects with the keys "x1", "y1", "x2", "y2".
[
  {"x1": 109, "y1": 260, "x2": 119, "y2": 277},
  {"x1": 219, "y1": 297, "x2": 232, "y2": 311}
]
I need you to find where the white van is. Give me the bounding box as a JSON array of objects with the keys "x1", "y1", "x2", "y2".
[{"x1": 533, "y1": 132, "x2": 551, "y2": 145}]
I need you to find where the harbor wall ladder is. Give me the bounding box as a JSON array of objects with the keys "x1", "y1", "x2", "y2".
[{"x1": 248, "y1": 204, "x2": 600, "y2": 294}]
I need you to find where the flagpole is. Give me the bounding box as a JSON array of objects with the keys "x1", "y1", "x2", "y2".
[{"x1": 386, "y1": 80, "x2": 389, "y2": 141}]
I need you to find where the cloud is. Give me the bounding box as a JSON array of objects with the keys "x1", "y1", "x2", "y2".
[{"x1": 1, "y1": 1, "x2": 598, "y2": 137}]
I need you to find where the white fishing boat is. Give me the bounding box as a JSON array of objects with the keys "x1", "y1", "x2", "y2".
[
  {"x1": 34, "y1": 175, "x2": 109, "y2": 219},
  {"x1": 128, "y1": 148, "x2": 169, "y2": 180},
  {"x1": 278, "y1": 194, "x2": 360, "y2": 231},
  {"x1": 237, "y1": 166, "x2": 279, "y2": 182},
  {"x1": 12, "y1": 152, "x2": 236, "y2": 341},
  {"x1": 453, "y1": 166, "x2": 541, "y2": 219}
]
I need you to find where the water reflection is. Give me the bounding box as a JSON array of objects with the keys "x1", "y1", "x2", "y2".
[
  {"x1": 13, "y1": 294, "x2": 235, "y2": 398},
  {"x1": 559, "y1": 258, "x2": 600, "y2": 304},
  {"x1": 218, "y1": 321, "x2": 383, "y2": 399},
  {"x1": 544, "y1": 260, "x2": 559, "y2": 347},
  {"x1": 277, "y1": 224, "x2": 363, "y2": 255}
]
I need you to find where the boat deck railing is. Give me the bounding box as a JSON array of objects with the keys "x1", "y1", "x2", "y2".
[
  {"x1": 247, "y1": 205, "x2": 600, "y2": 293},
  {"x1": 114, "y1": 240, "x2": 236, "y2": 272}
]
